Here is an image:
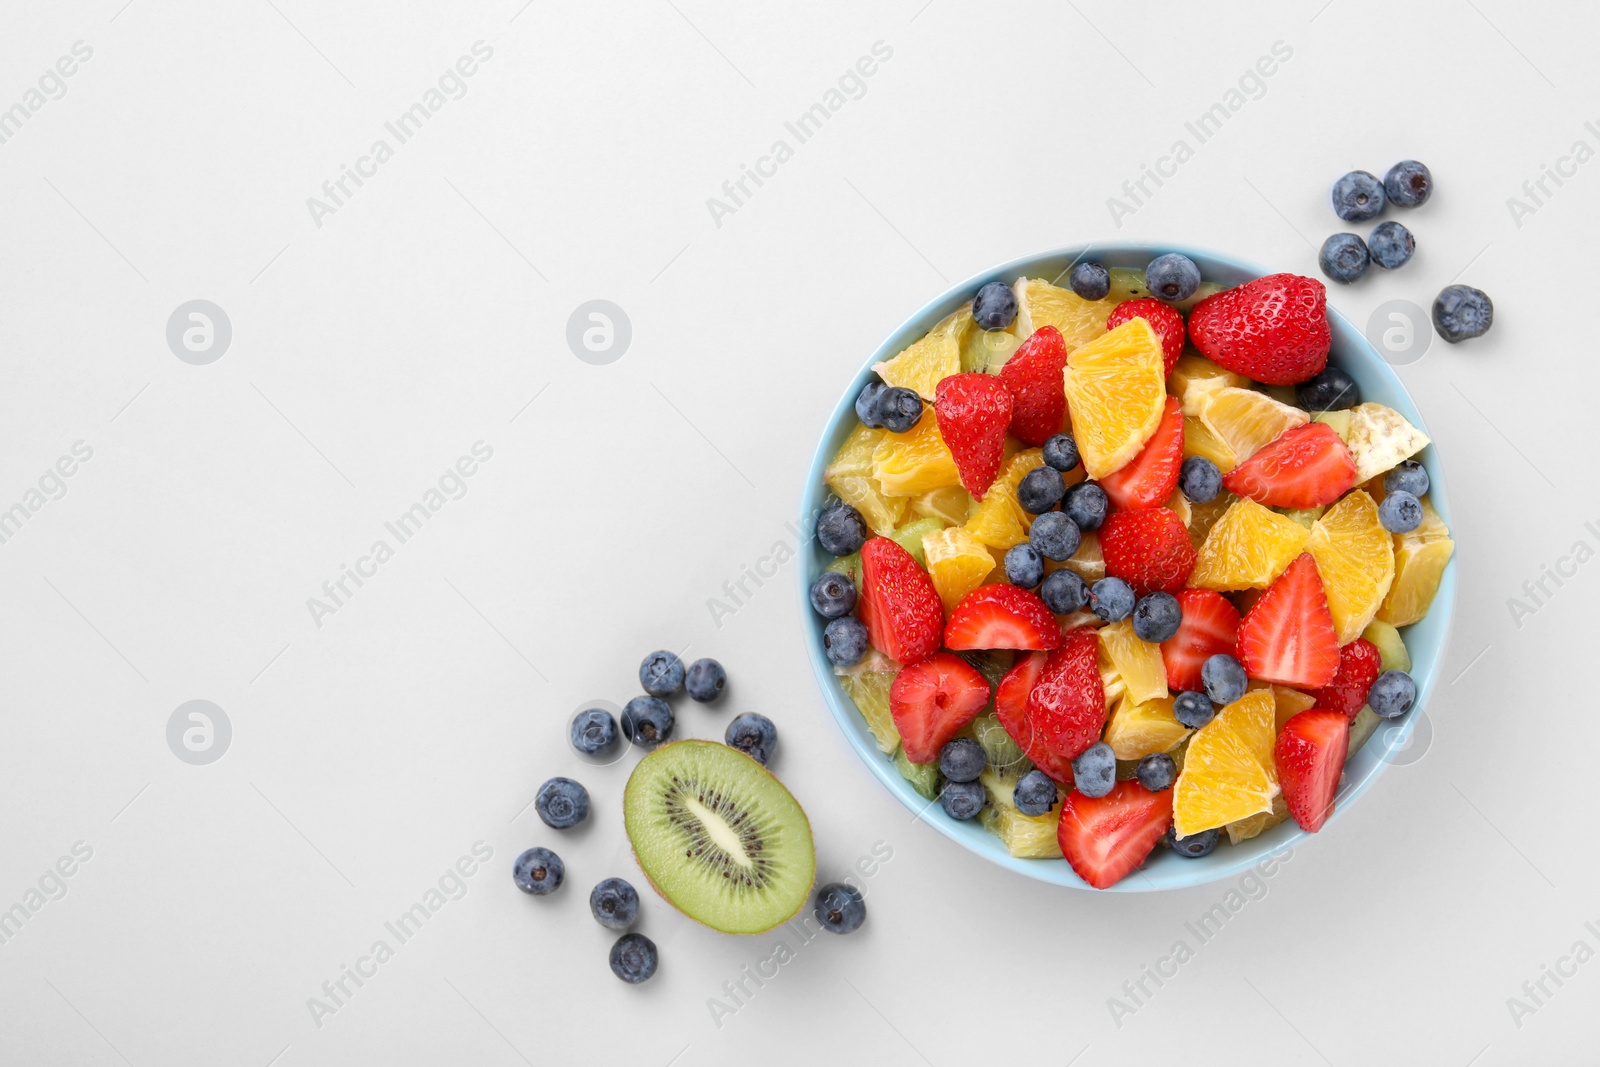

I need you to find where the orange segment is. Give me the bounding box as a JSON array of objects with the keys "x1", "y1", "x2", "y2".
[
  {"x1": 923, "y1": 526, "x2": 995, "y2": 614},
  {"x1": 1197, "y1": 387, "x2": 1308, "y2": 464},
  {"x1": 825, "y1": 424, "x2": 907, "y2": 535},
  {"x1": 1012, "y1": 277, "x2": 1116, "y2": 348},
  {"x1": 1173, "y1": 688, "x2": 1280, "y2": 836},
  {"x1": 873, "y1": 305, "x2": 973, "y2": 400},
  {"x1": 1185, "y1": 489, "x2": 1236, "y2": 550},
  {"x1": 962, "y1": 449, "x2": 1043, "y2": 552},
  {"x1": 1182, "y1": 414, "x2": 1238, "y2": 474},
  {"x1": 872, "y1": 416, "x2": 962, "y2": 496},
  {"x1": 1061, "y1": 318, "x2": 1167, "y2": 478},
  {"x1": 1190, "y1": 497, "x2": 1310, "y2": 591},
  {"x1": 1097, "y1": 618, "x2": 1169, "y2": 705},
  {"x1": 910, "y1": 485, "x2": 975, "y2": 527},
  {"x1": 1169, "y1": 353, "x2": 1248, "y2": 416},
  {"x1": 1378, "y1": 495, "x2": 1453, "y2": 626},
  {"x1": 1306, "y1": 490, "x2": 1396, "y2": 644},
  {"x1": 1225, "y1": 794, "x2": 1289, "y2": 845},
  {"x1": 1104, "y1": 694, "x2": 1188, "y2": 760},
  {"x1": 1250, "y1": 680, "x2": 1317, "y2": 732}
]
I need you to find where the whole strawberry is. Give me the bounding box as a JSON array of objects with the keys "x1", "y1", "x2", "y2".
[
  {"x1": 1309, "y1": 638, "x2": 1382, "y2": 718},
  {"x1": 1187, "y1": 273, "x2": 1331, "y2": 385},
  {"x1": 1099, "y1": 508, "x2": 1197, "y2": 596},
  {"x1": 935, "y1": 372, "x2": 1013, "y2": 499},
  {"x1": 1106, "y1": 298, "x2": 1184, "y2": 375},
  {"x1": 998, "y1": 326, "x2": 1069, "y2": 446}
]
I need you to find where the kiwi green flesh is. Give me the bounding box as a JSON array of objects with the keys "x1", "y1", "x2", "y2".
[{"x1": 624, "y1": 740, "x2": 815, "y2": 935}]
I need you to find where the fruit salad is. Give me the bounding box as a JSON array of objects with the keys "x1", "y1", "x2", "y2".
[{"x1": 810, "y1": 259, "x2": 1450, "y2": 889}]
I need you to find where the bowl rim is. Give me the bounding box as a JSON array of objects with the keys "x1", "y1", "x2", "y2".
[{"x1": 798, "y1": 242, "x2": 1455, "y2": 892}]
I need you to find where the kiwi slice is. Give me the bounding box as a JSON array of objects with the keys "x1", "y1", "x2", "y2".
[{"x1": 624, "y1": 740, "x2": 815, "y2": 935}]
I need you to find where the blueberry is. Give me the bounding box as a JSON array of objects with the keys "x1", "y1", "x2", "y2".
[
  {"x1": 1136, "y1": 752, "x2": 1176, "y2": 792},
  {"x1": 1171, "y1": 828, "x2": 1219, "y2": 858},
  {"x1": 1004, "y1": 543, "x2": 1045, "y2": 589},
  {"x1": 1071, "y1": 741, "x2": 1116, "y2": 798},
  {"x1": 1145, "y1": 253, "x2": 1201, "y2": 302},
  {"x1": 590, "y1": 877, "x2": 640, "y2": 930},
  {"x1": 1433, "y1": 285, "x2": 1493, "y2": 343},
  {"x1": 1383, "y1": 460, "x2": 1430, "y2": 499},
  {"x1": 1040, "y1": 568, "x2": 1090, "y2": 615},
  {"x1": 816, "y1": 503, "x2": 868, "y2": 556},
  {"x1": 1178, "y1": 456, "x2": 1222, "y2": 504},
  {"x1": 939, "y1": 737, "x2": 987, "y2": 783},
  {"x1": 685, "y1": 658, "x2": 727, "y2": 703},
  {"x1": 1378, "y1": 489, "x2": 1423, "y2": 534},
  {"x1": 639, "y1": 650, "x2": 684, "y2": 696},
  {"x1": 622, "y1": 696, "x2": 674, "y2": 750},
  {"x1": 814, "y1": 883, "x2": 866, "y2": 934},
  {"x1": 570, "y1": 707, "x2": 619, "y2": 756},
  {"x1": 1069, "y1": 261, "x2": 1111, "y2": 301},
  {"x1": 1013, "y1": 769, "x2": 1059, "y2": 816},
  {"x1": 878, "y1": 387, "x2": 924, "y2": 433},
  {"x1": 1368, "y1": 670, "x2": 1417, "y2": 719},
  {"x1": 1062, "y1": 481, "x2": 1108, "y2": 532},
  {"x1": 513, "y1": 846, "x2": 564, "y2": 895},
  {"x1": 1332, "y1": 170, "x2": 1385, "y2": 221},
  {"x1": 1090, "y1": 577, "x2": 1135, "y2": 623},
  {"x1": 939, "y1": 779, "x2": 986, "y2": 820},
  {"x1": 1132, "y1": 592, "x2": 1182, "y2": 643},
  {"x1": 973, "y1": 281, "x2": 1018, "y2": 331},
  {"x1": 1318, "y1": 233, "x2": 1369, "y2": 284},
  {"x1": 1017, "y1": 465, "x2": 1066, "y2": 513},
  {"x1": 1296, "y1": 366, "x2": 1360, "y2": 411},
  {"x1": 822, "y1": 617, "x2": 870, "y2": 668},
  {"x1": 609, "y1": 932, "x2": 658, "y2": 983},
  {"x1": 726, "y1": 712, "x2": 778, "y2": 764},
  {"x1": 1042, "y1": 433, "x2": 1081, "y2": 472},
  {"x1": 1201, "y1": 654, "x2": 1248, "y2": 706},
  {"x1": 535, "y1": 777, "x2": 590, "y2": 829},
  {"x1": 1383, "y1": 159, "x2": 1432, "y2": 207},
  {"x1": 1029, "y1": 511, "x2": 1082, "y2": 562},
  {"x1": 1173, "y1": 690, "x2": 1216, "y2": 729},
  {"x1": 809, "y1": 571, "x2": 858, "y2": 618},
  {"x1": 1368, "y1": 221, "x2": 1415, "y2": 269},
  {"x1": 855, "y1": 381, "x2": 887, "y2": 429}
]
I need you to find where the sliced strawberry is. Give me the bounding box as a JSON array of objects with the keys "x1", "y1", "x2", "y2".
[
  {"x1": 1099, "y1": 508, "x2": 1197, "y2": 596},
  {"x1": 1159, "y1": 589, "x2": 1240, "y2": 692},
  {"x1": 994, "y1": 651, "x2": 1075, "y2": 783},
  {"x1": 1025, "y1": 628, "x2": 1105, "y2": 765},
  {"x1": 1187, "y1": 273, "x2": 1331, "y2": 385},
  {"x1": 934, "y1": 372, "x2": 1013, "y2": 498},
  {"x1": 1237, "y1": 553, "x2": 1340, "y2": 687},
  {"x1": 1058, "y1": 780, "x2": 1174, "y2": 889},
  {"x1": 998, "y1": 326, "x2": 1069, "y2": 446},
  {"x1": 1274, "y1": 709, "x2": 1349, "y2": 832},
  {"x1": 1309, "y1": 638, "x2": 1382, "y2": 718},
  {"x1": 1106, "y1": 298, "x2": 1184, "y2": 375},
  {"x1": 1221, "y1": 422, "x2": 1357, "y2": 508},
  {"x1": 889, "y1": 652, "x2": 992, "y2": 763},
  {"x1": 1100, "y1": 396, "x2": 1184, "y2": 511},
  {"x1": 859, "y1": 537, "x2": 943, "y2": 665},
  {"x1": 943, "y1": 584, "x2": 1063, "y2": 652}
]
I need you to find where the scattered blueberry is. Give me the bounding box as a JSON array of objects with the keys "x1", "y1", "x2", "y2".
[
  {"x1": 570, "y1": 707, "x2": 619, "y2": 756},
  {"x1": 1368, "y1": 670, "x2": 1417, "y2": 719},
  {"x1": 590, "y1": 877, "x2": 640, "y2": 930},
  {"x1": 1318, "y1": 233, "x2": 1369, "y2": 284},
  {"x1": 1136, "y1": 752, "x2": 1177, "y2": 792},
  {"x1": 1201, "y1": 654, "x2": 1248, "y2": 706},
  {"x1": 685, "y1": 658, "x2": 727, "y2": 703},
  {"x1": 855, "y1": 381, "x2": 887, "y2": 430},
  {"x1": 1029, "y1": 511, "x2": 1082, "y2": 562},
  {"x1": 814, "y1": 883, "x2": 866, "y2": 934},
  {"x1": 1042, "y1": 433, "x2": 1081, "y2": 472},
  {"x1": 1013, "y1": 769, "x2": 1059, "y2": 816},
  {"x1": 809, "y1": 571, "x2": 858, "y2": 618},
  {"x1": 1004, "y1": 543, "x2": 1045, "y2": 589},
  {"x1": 1433, "y1": 285, "x2": 1493, "y2": 343},
  {"x1": 1132, "y1": 592, "x2": 1182, "y2": 643},
  {"x1": 622, "y1": 696, "x2": 674, "y2": 750},
  {"x1": 1383, "y1": 159, "x2": 1432, "y2": 207},
  {"x1": 1063, "y1": 481, "x2": 1108, "y2": 532},
  {"x1": 973, "y1": 281, "x2": 1019, "y2": 331},
  {"x1": 1178, "y1": 456, "x2": 1222, "y2": 504},
  {"x1": 639, "y1": 650, "x2": 684, "y2": 696},
  {"x1": 609, "y1": 932, "x2": 659, "y2": 983},
  {"x1": 878, "y1": 387, "x2": 924, "y2": 433},
  {"x1": 1368, "y1": 221, "x2": 1415, "y2": 270},
  {"x1": 1173, "y1": 690, "x2": 1216, "y2": 729},
  {"x1": 1069, "y1": 261, "x2": 1111, "y2": 301},
  {"x1": 1090, "y1": 577, "x2": 1135, "y2": 623},
  {"x1": 535, "y1": 777, "x2": 590, "y2": 829},
  {"x1": 816, "y1": 503, "x2": 868, "y2": 556},
  {"x1": 513, "y1": 846, "x2": 564, "y2": 895},
  {"x1": 1332, "y1": 170, "x2": 1385, "y2": 221},
  {"x1": 726, "y1": 712, "x2": 778, "y2": 764},
  {"x1": 940, "y1": 779, "x2": 986, "y2": 820},
  {"x1": 939, "y1": 737, "x2": 987, "y2": 783},
  {"x1": 1171, "y1": 828, "x2": 1220, "y2": 858},
  {"x1": 1378, "y1": 490, "x2": 1423, "y2": 534},
  {"x1": 1071, "y1": 741, "x2": 1116, "y2": 798},
  {"x1": 1383, "y1": 460, "x2": 1430, "y2": 499},
  {"x1": 1017, "y1": 465, "x2": 1066, "y2": 514},
  {"x1": 823, "y1": 616, "x2": 870, "y2": 668},
  {"x1": 1040, "y1": 568, "x2": 1091, "y2": 615},
  {"x1": 1146, "y1": 253, "x2": 1201, "y2": 302},
  {"x1": 1296, "y1": 366, "x2": 1360, "y2": 411}
]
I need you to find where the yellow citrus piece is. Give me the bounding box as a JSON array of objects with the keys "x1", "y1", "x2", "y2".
[
  {"x1": 1225, "y1": 794, "x2": 1289, "y2": 845},
  {"x1": 1169, "y1": 353, "x2": 1248, "y2": 416},
  {"x1": 1307, "y1": 490, "x2": 1396, "y2": 644},
  {"x1": 962, "y1": 449, "x2": 1043, "y2": 551},
  {"x1": 872, "y1": 416, "x2": 962, "y2": 496},
  {"x1": 1182, "y1": 414, "x2": 1238, "y2": 474},
  {"x1": 1012, "y1": 277, "x2": 1116, "y2": 348},
  {"x1": 1185, "y1": 490, "x2": 1236, "y2": 550},
  {"x1": 1164, "y1": 490, "x2": 1192, "y2": 529},
  {"x1": 910, "y1": 485, "x2": 975, "y2": 527},
  {"x1": 1173, "y1": 688, "x2": 1280, "y2": 836},
  {"x1": 873, "y1": 305, "x2": 973, "y2": 400},
  {"x1": 837, "y1": 651, "x2": 900, "y2": 754},
  {"x1": 1378, "y1": 495, "x2": 1453, "y2": 626},
  {"x1": 1062, "y1": 318, "x2": 1167, "y2": 478},
  {"x1": 1345, "y1": 403, "x2": 1431, "y2": 484},
  {"x1": 1250, "y1": 680, "x2": 1317, "y2": 732},
  {"x1": 825, "y1": 424, "x2": 906, "y2": 535},
  {"x1": 1059, "y1": 530, "x2": 1104, "y2": 583},
  {"x1": 1190, "y1": 497, "x2": 1311, "y2": 591},
  {"x1": 1104, "y1": 694, "x2": 1188, "y2": 760},
  {"x1": 1097, "y1": 618, "x2": 1168, "y2": 705},
  {"x1": 1197, "y1": 387, "x2": 1308, "y2": 464},
  {"x1": 923, "y1": 526, "x2": 995, "y2": 614}
]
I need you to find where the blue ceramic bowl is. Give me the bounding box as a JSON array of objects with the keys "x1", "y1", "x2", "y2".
[{"x1": 798, "y1": 243, "x2": 1455, "y2": 892}]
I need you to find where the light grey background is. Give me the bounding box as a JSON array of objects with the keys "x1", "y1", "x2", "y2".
[{"x1": 0, "y1": 0, "x2": 1591, "y2": 1064}]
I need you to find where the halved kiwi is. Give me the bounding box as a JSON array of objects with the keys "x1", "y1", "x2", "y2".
[{"x1": 624, "y1": 740, "x2": 815, "y2": 935}]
